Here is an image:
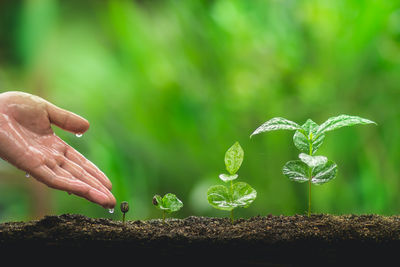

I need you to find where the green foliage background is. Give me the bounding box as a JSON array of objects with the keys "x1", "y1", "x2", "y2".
[{"x1": 0, "y1": 0, "x2": 398, "y2": 222}]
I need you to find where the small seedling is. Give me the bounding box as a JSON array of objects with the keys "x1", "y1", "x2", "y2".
[
  {"x1": 207, "y1": 141, "x2": 257, "y2": 224},
  {"x1": 152, "y1": 193, "x2": 183, "y2": 223},
  {"x1": 251, "y1": 114, "x2": 376, "y2": 217},
  {"x1": 120, "y1": 201, "x2": 129, "y2": 224}
]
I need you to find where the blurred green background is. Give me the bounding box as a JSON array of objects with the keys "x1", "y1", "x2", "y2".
[{"x1": 0, "y1": 0, "x2": 398, "y2": 222}]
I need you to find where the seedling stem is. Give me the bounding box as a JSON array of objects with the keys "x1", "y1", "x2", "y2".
[
  {"x1": 308, "y1": 141, "x2": 313, "y2": 217},
  {"x1": 230, "y1": 180, "x2": 234, "y2": 224}
]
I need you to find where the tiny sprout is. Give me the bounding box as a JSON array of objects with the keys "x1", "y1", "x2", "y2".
[
  {"x1": 153, "y1": 193, "x2": 183, "y2": 223},
  {"x1": 120, "y1": 201, "x2": 129, "y2": 224}
]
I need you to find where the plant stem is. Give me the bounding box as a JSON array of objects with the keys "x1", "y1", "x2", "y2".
[
  {"x1": 162, "y1": 210, "x2": 165, "y2": 223},
  {"x1": 308, "y1": 139, "x2": 313, "y2": 217},
  {"x1": 230, "y1": 180, "x2": 234, "y2": 224},
  {"x1": 122, "y1": 213, "x2": 126, "y2": 224},
  {"x1": 308, "y1": 167, "x2": 312, "y2": 217}
]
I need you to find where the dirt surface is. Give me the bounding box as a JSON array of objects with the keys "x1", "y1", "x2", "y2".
[{"x1": 1, "y1": 214, "x2": 400, "y2": 265}]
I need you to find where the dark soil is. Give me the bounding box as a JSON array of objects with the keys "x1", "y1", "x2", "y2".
[{"x1": 1, "y1": 214, "x2": 400, "y2": 265}]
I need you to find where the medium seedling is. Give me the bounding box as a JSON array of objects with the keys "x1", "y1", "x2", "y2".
[
  {"x1": 152, "y1": 193, "x2": 183, "y2": 223},
  {"x1": 251, "y1": 114, "x2": 376, "y2": 217},
  {"x1": 207, "y1": 141, "x2": 257, "y2": 224}
]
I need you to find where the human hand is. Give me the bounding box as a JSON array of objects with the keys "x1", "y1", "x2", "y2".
[{"x1": 0, "y1": 91, "x2": 116, "y2": 209}]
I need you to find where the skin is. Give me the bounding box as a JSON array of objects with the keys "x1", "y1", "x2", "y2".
[{"x1": 0, "y1": 91, "x2": 116, "y2": 209}]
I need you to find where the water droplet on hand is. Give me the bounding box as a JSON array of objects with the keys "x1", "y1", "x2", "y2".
[
  {"x1": 108, "y1": 208, "x2": 114, "y2": 214},
  {"x1": 25, "y1": 173, "x2": 30, "y2": 178},
  {"x1": 75, "y1": 133, "x2": 83, "y2": 138}
]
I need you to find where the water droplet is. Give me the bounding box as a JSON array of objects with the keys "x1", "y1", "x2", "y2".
[
  {"x1": 75, "y1": 133, "x2": 83, "y2": 138},
  {"x1": 108, "y1": 208, "x2": 114, "y2": 214},
  {"x1": 25, "y1": 173, "x2": 30, "y2": 178}
]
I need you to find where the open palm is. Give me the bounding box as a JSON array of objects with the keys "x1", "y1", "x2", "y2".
[{"x1": 0, "y1": 92, "x2": 115, "y2": 209}]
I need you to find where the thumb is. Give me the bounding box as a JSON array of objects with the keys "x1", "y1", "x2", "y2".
[{"x1": 46, "y1": 103, "x2": 90, "y2": 134}]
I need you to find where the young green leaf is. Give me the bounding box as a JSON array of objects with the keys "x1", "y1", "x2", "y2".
[
  {"x1": 311, "y1": 160, "x2": 338, "y2": 185},
  {"x1": 299, "y1": 153, "x2": 327, "y2": 168},
  {"x1": 207, "y1": 182, "x2": 257, "y2": 211},
  {"x1": 219, "y1": 173, "x2": 238, "y2": 182},
  {"x1": 163, "y1": 193, "x2": 183, "y2": 212},
  {"x1": 283, "y1": 158, "x2": 337, "y2": 185},
  {"x1": 153, "y1": 193, "x2": 183, "y2": 213},
  {"x1": 315, "y1": 115, "x2": 376, "y2": 137},
  {"x1": 225, "y1": 142, "x2": 244, "y2": 175},
  {"x1": 207, "y1": 185, "x2": 235, "y2": 211},
  {"x1": 250, "y1": 117, "x2": 301, "y2": 137},
  {"x1": 282, "y1": 160, "x2": 308, "y2": 183},
  {"x1": 231, "y1": 182, "x2": 257, "y2": 208},
  {"x1": 293, "y1": 119, "x2": 325, "y2": 154}
]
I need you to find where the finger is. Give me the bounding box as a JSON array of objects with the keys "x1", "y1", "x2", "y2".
[
  {"x1": 65, "y1": 146, "x2": 112, "y2": 190},
  {"x1": 53, "y1": 165, "x2": 115, "y2": 208},
  {"x1": 30, "y1": 164, "x2": 114, "y2": 209},
  {"x1": 60, "y1": 158, "x2": 116, "y2": 205},
  {"x1": 46, "y1": 102, "x2": 90, "y2": 134}
]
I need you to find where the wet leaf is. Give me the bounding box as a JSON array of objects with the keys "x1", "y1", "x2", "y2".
[
  {"x1": 316, "y1": 115, "x2": 376, "y2": 137},
  {"x1": 153, "y1": 193, "x2": 183, "y2": 213},
  {"x1": 219, "y1": 173, "x2": 238, "y2": 182},
  {"x1": 293, "y1": 119, "x2": 325, "y2": 154},
  {"x1": 231, "y1": 182, "x2": 257, "y2": 208},
  {"x1": 251, "y1": 117, "x2": 301, "y2": 137},
  {"x1": 311, "y1": 160, "x2": 338, "y2": 185},
  {"x1": 282, "y1": 160, "x2": 308, "y2": 183},
  {"x1": 283, "y1": 158, "x2": 337, "y2": 185},
  {"x1": 299, "y1": 153, "x2": 328, "y2": 168},
  {"x1": 207, "y1": 185, "x2": 233, "y2": 211},
  {"x1": 207, "y1": 182, "x2": 257, "y2": 211},
  {"x1": 225, "y1": 141, "x2": 244, "y2": 175}
]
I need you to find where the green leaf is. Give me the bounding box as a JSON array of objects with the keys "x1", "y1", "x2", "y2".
[
  {"x1": 154, "y1": 193, "x2": 183, "y2": 213},
  {"x1": 282, "y1": 160, "x2": 308, "y2": 183},
  {"x1": 231, "y1": 182, "x2": 257, "y2": 208},
  {"x1": 293, "y1": 119, "x2": 325, "y2": 154},
  {"x1": 163, "y1": 193, "x2": 183, "y2": 212},
  {"x1": 225, "y1": 141, "x2": 244, "y2": 175},
  {"x1": 207, "y1": 185, "x2": 234, "y2": 211},
  {"x1": 315, "y1": 115, "x2": 376, "y2": 137},
  {"x1": 219, "y1": 173, "x2": 238, "y2": 182},
  {"x1": 207, "y1": 182, "x2": 257, "y2": 211},
  {"x1": 283, "y1": 159, "x2": 337, "y2": 185},
  {"x1": 311, "y1": 160, "x2": 337, "y2": 185},
  {"x1": 251, "y1": 117, "x2": 301, "y2": 137},
  {"x1": 299, "y1": 153, "x2": 327, "y2": 168}
]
